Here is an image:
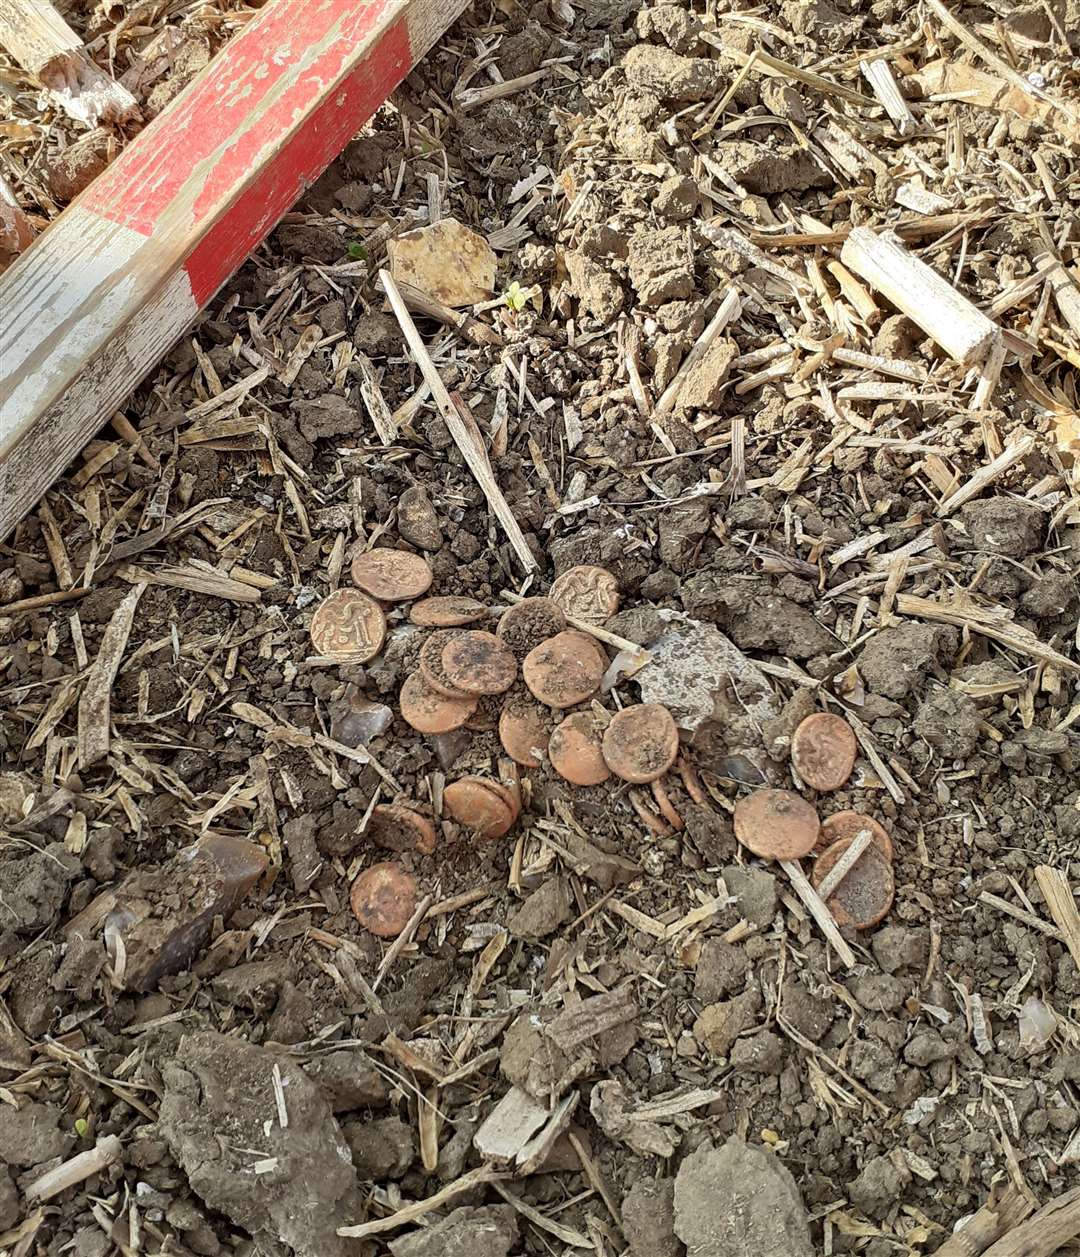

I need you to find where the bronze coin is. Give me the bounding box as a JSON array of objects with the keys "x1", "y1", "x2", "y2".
[
  {"x1": 410, "y1": 596, "x2": 488, "y2": 627},
  {"x1": 441, "y1": 631, "x2": 518, "y2": 696},
  {"x1": 601, "y1": 703, "x2": 679, "y2": 784},
  {"x1": 399, "y1": 670, "x2": 477, "y2": 734},
  {"x1": 549, "y1": 565, "x2": 620, "y2": 625},
  {"x1": 368, "y1": 804, "x2": 438, "y2": 855},
  {"x1": 522, "y1": 630, "x2": 606, "y2": 708},
  {"x1": 309, "y1": 588, "x2": 386, "y2": 662},
  {"x1": 498, "y1": 697, "x2": 553, "y2": 768},
  {"x1": 496, "y1": 597, "x2": 567, "y2": 659},
  {"x1": 549, "y1": 712, "x2": 610, "y2": 786},
  {"x1": 444, "y1": 777, "x2": 516, "y2": 840},
  {"x1": 350, "y1": 862, "x2": 418, "y2": 938},
  {"x1": 812, "y1": 836, "x2": 895, "y2": 930},
  {"x1": 818, "y1": 811, "x2": 893, "y2": 861},
  {"x1": 563, "y1": 629, "x2": 608, "y2": 676},
  {"x1": 791, "y1": 712, "x2": 857, "y2": 792},
  {"x1": 419, "y1": 629, "x2": 472, "y2": 698},
  {"x1": 351, "y1": 547, "x2": 433, "y2": 601},
  {"x1": 733, "y1": 788, "x2": 819, "y2": 861}
]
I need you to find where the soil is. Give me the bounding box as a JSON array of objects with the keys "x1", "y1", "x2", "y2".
[{"x1": 2, "y1": 1, "x2": 1080, "y2": 1255}]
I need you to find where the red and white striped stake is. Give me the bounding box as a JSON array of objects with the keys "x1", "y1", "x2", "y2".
[{"x1": 0, "y1": 0, "x2": 468, "y2": 542}]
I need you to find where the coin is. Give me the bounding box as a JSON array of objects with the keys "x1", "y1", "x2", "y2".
[
  {"x1": 496, "y1": 597, "x2": 567, "y2": 659},
  {"x1": 522, "y1": 630, "x2": 606, "y2": 708},
  {"x1": 368, "y1": 804, "x2": 438, "y2": 855},
  {"x1": 818, "y1": 810, "x2": 893, "y2": 861},
  {"x1": 410, "y1": 596, "x2": 488, "y2": 627},
  {"x1": 549, "y1": 712, "x2": 610, "y2": 786},
  {"x1": 309, "y1": 588, "x2": 386, "y2": 662},
  {"x1": 419, "y1": 629, "x2": 472, "y2": 698},
  {"x1": 733, "y1": 788, "x2": 819, "y2": 861},
  {"x1": 444, "y1": 776, "x2": 516, "y2": 839},
  {"x1": 441, "y1": 631, "x2": 518, "y2": 695},
  {"x1": 812, "y1": 836, "x2": 894, "y2": 930},
  {"x1": 791, "y1": 712, "x2": 857, "y2": 792},
  {"x1": 549, "y1": 565, "x2": 620, "y2": 625},
  {"x1": 601, "y1": 703, "x2": 679, "y2": 784},
  {"x1": 399, "y1": 670, "x2": 477, "y2": 734},
  {"x1": 351, "y1": 547, "x2": 433, "y2": 601},
  {"x1": 350, "y1": 862, "x2": 418, "y2": 937},
  {"x1": 498, "y1": 697, "x2": 553, "y2": 768}
]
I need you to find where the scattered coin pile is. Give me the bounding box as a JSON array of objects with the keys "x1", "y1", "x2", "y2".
[
  {"x1": 733, "y1": 712, "x2": 896, "y2": 930},
  {"x1": 311, "y1": 551, "x2": 894, "y2": 939}
]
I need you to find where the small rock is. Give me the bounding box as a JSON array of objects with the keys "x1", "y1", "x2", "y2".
[
  {"x1": 628, "y1": 226, "x2": 695, "y2": 307},
  {"x1": 781, "y1": 980, "x2": 833, "y2": 1042},
  {"x1": 913, "y1": 688, "x2": 981, "y2": 758},
  {"x1": 871, "y1": 926, "x2": 928, "y2": 974},
  {"x1": 397, "y1": 486, "x2": 442, "y2": 551},
  {"x1": 0, "y1": 1101, "x2": 73, "y2": 1167},
  {"x1": 671, "y1": 336, "x2": 737, "y2": 409},
  {"x1": 904, "y1": 1030, "x2": 953, "y2": 1066},
  {"x1": 723, "y1": 864, "x2": 777, "y2": 928},
  {"x1": 760, "y1": 80, "x2": 808, "y2": 124},
  {"x1": 387, "y1": 219, "x2": 496, "y2": 308},
  {"x1": 714, "y1": 140, "x2": 829, "y2": 193},
  {"x1": 959, "y1": 499, "x2": 1044, "y2": 557},
  {"x1": 283, "y1": 816, "x2": 321, "y2": 893},
  {"x1": 730, "y1": 1028, "x2": 784, "y2": 1074},
  {"x1": 622, "y1": 1177, "x2": 679, "y2": 1257},
  {"x1": 303, "y1": 1047, "x2": 389, "y2": 1112},
  {"x1": 159, "y1": 1032, "x2": 360, "y2": 1257},
  {"x1": 674, "y1": 1137, "x2": 813, "y2": 1256},
  {"x1": 508, "y1": 877, "x2": 571, "y2": 941},
  {"x1": 694, "y1": 938, "x2": 749, "y2": 1003},
  {"x1": 637, "y1": 4, "x2": 702, "y2": 53},
  {"x1": 388, "y1": 1204, "x2": 518, "y2": 1257},
  {"x1": 655, "y1": 174, "x2": 699, "y2": 221},
  {"x1": 849, "y1": 974, "x2": 908, "y2": 1013},
  {"x1": 0, "y1": 1167, "x2": 19, "y2": 1230},
  {"x1": 694, "y1": 990, "x2": 759, "y2": 1058},
  {"x1": 566, "y1": 249, "x2": 625, "y2": 322},
  {"x1": 211, "y1": 957, "x2": 290, "y2": 1011},
  {"x1": 293, "y1": 394, "x2": 357, "y2": 443},
  {"x1": 858, "y1": 624, "x2": 951, "y2": 699},
  {"x1": 265, "y1": 981, "x2": 313, "y2": 1045},
  {"x1": 849, "y1": 1154, "x2": 911, "y2": 1221},
  {"x1": 622, "y1": 44, "x2": 720, "y2": 101},
  {"x1": 344, "y1": 1115, "x2": 415, "y2": 1180}
]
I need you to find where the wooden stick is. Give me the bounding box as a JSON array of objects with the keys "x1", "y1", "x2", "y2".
[
  {"x1": 815, "y1": 830, "x2": 874, "y2": 903},
  {"x1": 1034, "y1": 251, "x2": 1080, "y2": 339},
  {"x1": 25, "y1": 1136, "x2": 122, "y2": 1202},
  {"x1": 840, "y1": 227, "x2": 997, "y2": 365},
  {"x1": 0, "y1": 0, "x2": 139, "y2": 126},
  {"x1": 337, "y1": 1165, "x2": 506, "y2": 1237},
  {"x1": 860, "y1": 57, "x2": 916, "y2": 135},
  {"x1": 934, "y1": 1182, "x2": 1033, "y2": 1257},
  {"x1": 981, "y1": 1186, "x2": 1080, "y2": 1257},
  {"x1": 936, "y1": 433, "x2": 1036, "y2": 514},
  {"x1": 655, "y1": 287, "x2": 741, "y2": 414},
  {"x1": 780, "y1": 859, "x2": 856, "y2": 968},
  {"x1": 705, "y1": 38, "x2": 873, "y2": 108},
  {"x1": 0, "y1": 0, "x2": 470, "y2": 543},
  {"x1": 1033, "y1": 866, "x2": 1080, "y2": 973},
  {"x1": 380, "y1": 268, "x2": 539, "y2": 573}
]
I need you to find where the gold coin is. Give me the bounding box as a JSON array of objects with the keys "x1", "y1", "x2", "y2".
[{"x1": 309, "y1": 589, "x2": 386, "y2": 662}]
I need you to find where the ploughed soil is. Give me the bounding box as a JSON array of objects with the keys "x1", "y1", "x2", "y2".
[{"x1": 2, "y1": 1, "x2": 1080, "y2": 1255}]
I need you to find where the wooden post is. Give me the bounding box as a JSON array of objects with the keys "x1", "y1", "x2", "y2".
[
  {"x1": 0, "y1": 0, "x2": 139, "y2": 125},
  {"x1": 0, "y1": 0, "x2": 469, "y2": 543},
  {"x1": 840, "y1": 227, "x2": 997, "y2": 365}
]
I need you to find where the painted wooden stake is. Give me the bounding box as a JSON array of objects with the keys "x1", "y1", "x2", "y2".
[{"x1": 0, "y1": 0, "x2": 468, "y2": 542}]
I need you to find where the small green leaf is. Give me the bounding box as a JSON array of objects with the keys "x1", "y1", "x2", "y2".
[
  {"x1": 348, "y1": 242, "x2": 368, "y2": 261},
  {"x1": 504, "y1": 280, "x2": 526, "y2": 311},
  {"x1": 74, "y1": 1117, "x2": 89, "y2": 1138}
]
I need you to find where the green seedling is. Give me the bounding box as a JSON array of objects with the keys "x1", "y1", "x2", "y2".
[
  {"x1": 348, "y1": 242, "x2": 368, "y2": 261},
  {"x1": 504, "y1": 280, "x2": 527, "y2": 312}
]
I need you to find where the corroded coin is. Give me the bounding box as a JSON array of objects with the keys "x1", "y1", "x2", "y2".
[
  {"x1": 496, "y1": 597, "x2": 567, "y2": 658},
  {"x1": 601, "y1": 703, "x2": 679, "y2": 784},
  {"x1": 441, "y1": 631, "x2": 518, "y2": 696},
  {"x1": 549, "y1": 565, "x2": 620, "y2": 625},
  {"x1": 812, "y1": 836, "x2": 894, "y2": 930},
  {"x1": 522, "y1": 630, "x2": 605, "y2": 708},
  {"x1": 309, "y1": 588, "x2": 386, "y2": 662},
  {"x1": 498, "y1": 697, "x2": 552, "y2": 769},
  {"x1": 733, "y1": 788, "x2": 819, "y2": 861},
  {"x1": 791, "y1": 712, "x2": 858, "y2": 792},
  {"x1": 399, "y1": 671, "x2": 477, "y2": 734},
  {"x1": 409, "y1": 596, "x2": 488, "y2": 627},
  {"x1": 818, "y1": 811, "x2": 893, "y2": 861},
  {"x1": 368, "y1": 804, "x2": 438, "y2": 856},
  {"x1": 550, "y1": 711, "x2": 610, "y2": 786},
  {"x1": 350, "y1": 862, "x2": 418, "y2": 938},
  {"x1": 351, "y1": 547, "x2": 433, "y2": 601},
  {"x1": 419, "y1": 629, "x2": 472, "y2": 698},
  {"x1": 444, "y1": 776, "x2": 517, "y2": 839}
]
